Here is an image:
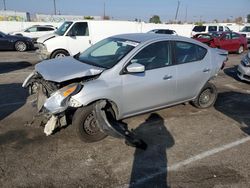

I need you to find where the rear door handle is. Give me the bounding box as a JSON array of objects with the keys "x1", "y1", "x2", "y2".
[
  {"x1": 203, "y1": 68, "x2": 210, "y2": 73},
  {"x1": 163, "y1": 75, "x2": 173, "y2": 80}
]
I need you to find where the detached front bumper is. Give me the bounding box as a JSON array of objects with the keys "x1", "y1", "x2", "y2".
[
  {"x1": 35, "y1": 43, "x2": 51, "y2": 60},
  {"x1": 237, "y1": 64, "x2": 250, "y2": 82}
]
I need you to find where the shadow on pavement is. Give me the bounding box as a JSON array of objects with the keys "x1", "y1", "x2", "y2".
[
  {"x1": 129, "y1": 113, "x2": 174, "y2": 188},
  {"x1": 0, "y1": 61, "x2": 32, "y2": 74},
  {"x1": 0, "y1": 83, "x2": 29, "y2": 120},
  {"x1": 215, "y1": 91, "x2": 250, "y2": 135}
]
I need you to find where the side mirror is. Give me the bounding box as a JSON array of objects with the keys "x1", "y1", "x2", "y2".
[
  {"x1": 126, "y1": 63, "x2": 145, "y2": 73},
  {"x1": 67, "y1": 30, "x2": 76, "y2": 37}
]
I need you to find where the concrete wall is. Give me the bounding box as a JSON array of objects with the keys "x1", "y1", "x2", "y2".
[{"x1": 0, "y1": 21, "x2": 246, "y2": 37}]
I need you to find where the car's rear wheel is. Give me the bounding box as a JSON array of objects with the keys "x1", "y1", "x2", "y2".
[
  {"x1": 192, "y1": 82, "x2": 217, "y2": 109},
  {"x1": 237, "y1": 45, "x2": 244, "y2": 54},
  {"x1": 51, "y1": 50, "x2": 69, "y2": 59},
  {"x1": 73, "y1": 104, "x2": 107, "y2": 143},
  {"x1": 15, "y1": 41, "x2": 27, "y2": 52}
]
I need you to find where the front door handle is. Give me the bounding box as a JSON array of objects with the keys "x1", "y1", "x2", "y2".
[
  {"x1": 203, "y1": 68, "x2": 210, "y2": 73},
  {"x1": 163, "y1": 75, "x2": 172, "y2": 80}
]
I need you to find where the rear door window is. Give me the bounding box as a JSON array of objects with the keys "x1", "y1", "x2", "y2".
[
  {"x1": 219, "y1": 26, "x2": 223, "y2": 31},
  {"x1": 174, "y1": 41, "x2": 207, "y2": 64},
  {"x1": 193, "y1": 26, "x2": 206, "y2": 32},
  {"x1": 208, "y1": 26, "x2": 217, "y2": 32},
  {"x1": 232, "y1": 33, "x2": 240, "y2": 39},
  {"x1": 37, "y1": 27, "x2": 54, "y2": 31}
]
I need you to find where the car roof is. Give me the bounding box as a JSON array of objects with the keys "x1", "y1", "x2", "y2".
[
  {"x1": 111, "y1": 33, "x2": 191, "y2": 43},
  {"x1": 31, "y1": 25, "x2": 56, "y2": 28}
]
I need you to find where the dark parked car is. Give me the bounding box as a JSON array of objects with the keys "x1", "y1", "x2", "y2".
[
  {"x1": 0, "y1": 31, "x2": 34, "y2": 52},
  {"x1": 192, "y1": 32, "x2": 247, "y2": 54}
]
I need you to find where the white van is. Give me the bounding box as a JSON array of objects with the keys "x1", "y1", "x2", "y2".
[
  {"x1": 191, "y1": 25, "x2": 231, "y2": 37},
  {"x1": 36, "y1": 20, "x2": 178, "y2": 59}
]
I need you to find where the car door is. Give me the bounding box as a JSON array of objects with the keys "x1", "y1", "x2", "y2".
[
  {"x1": 0, "y1": 33, "x2": 12, "y2": 50},
  {"x1": 174, "y1": 41, "x2": 211, "y2": 101},
  {"x1": 219, "y1": 33, "x2": 236, "y2": 51},
  {"x1": 121, "y1": 41, "x2": 177, "y2": 117},
  {"x1": 66, "y1": 22, "x2": 91, "y2": 56},
  {"x1": 230, "y1": 33, "x2": 241, "y2": 51}
]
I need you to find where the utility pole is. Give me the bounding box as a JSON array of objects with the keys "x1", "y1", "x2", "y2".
[
  {"x1": 103, "y1": 2, "x2": 106, "y2": 19},
  {"x1": 175, "y1": 0, "x2": 180, "y2": 21},
  {"x1": 3, "y1": 0, "x2": 6, "y2": 10},
  {"x1": 185, "y1": 5, "x2": 188, "y2": 23},
  {"x1": 53, "y1": 0, "x2": 57, "y2": 15}
]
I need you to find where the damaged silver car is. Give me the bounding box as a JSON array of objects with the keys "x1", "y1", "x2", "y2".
[{"x1": 23, "y1": 33, "x2": 228, "y2": 148}]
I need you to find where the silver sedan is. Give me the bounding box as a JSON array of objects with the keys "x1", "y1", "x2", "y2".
[{"x1": 23, "y1": 33, "x2": 228, "y2": 146}]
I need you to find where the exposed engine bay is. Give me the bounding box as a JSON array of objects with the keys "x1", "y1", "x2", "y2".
[{"x1": 23, "y1": 71, "x2": 100, "y2": 135}]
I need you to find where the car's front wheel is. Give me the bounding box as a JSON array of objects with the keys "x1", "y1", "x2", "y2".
[
  {"x1": 51, "y1": 50, "x2": 69, "y2": 59},
  {"x1": 192, "y1": 82, "x2": 217, "y2": 109},
  {"x1": 73, "y1": 104, "x2": 107, "y2": 142},
  {"x1": 15, "y1": 41, "x2": 27, "y2": 52}
]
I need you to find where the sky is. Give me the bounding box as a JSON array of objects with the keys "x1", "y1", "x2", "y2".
[{"x1": 1, "y1": 0, "x2": 250, "y2": 22}]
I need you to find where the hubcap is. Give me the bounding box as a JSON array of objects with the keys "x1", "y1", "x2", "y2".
[
  {"x1": 16, "y1": 42, "x2": 26, "y2": 51},
  {"x1": 55, "y1": 53, "x2": 66, "y2": 58},
  {"x1": 83, "y1": 113, "x2": 99, "y2": 135},
  {"x1": 199, "y1": 89, "x2": 212, "y2": 105}
]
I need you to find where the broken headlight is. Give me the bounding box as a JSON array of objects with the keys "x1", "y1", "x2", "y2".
[{"x1": 44, "y1": 83, "x2": 82, "y2": 114}]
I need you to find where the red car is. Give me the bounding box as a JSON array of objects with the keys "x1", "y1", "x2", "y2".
[{"x1": 193, "y1": 32, "x2": 247, "y2": 54}]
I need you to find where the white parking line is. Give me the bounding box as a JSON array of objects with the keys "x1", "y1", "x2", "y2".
[{"x1": 131, "y1": 136, "x2": 250, "y2": 186}]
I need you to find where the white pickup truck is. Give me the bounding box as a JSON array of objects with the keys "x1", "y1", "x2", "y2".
[{"x1": 36, "y1": 20, "x2": 177, "y2": 59}]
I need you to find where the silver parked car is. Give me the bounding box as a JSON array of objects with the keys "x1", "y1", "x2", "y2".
[
  {"x1": 23, "y1": 33, "x2": 227, "y2": 146},
  {"x1": 237, "y1": 52, "x2": 250, "y2": 82}
]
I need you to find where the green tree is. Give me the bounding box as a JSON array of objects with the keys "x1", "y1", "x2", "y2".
[
  {"x1": 149, "y1": 15, "x2": 161, "y2": 24},
  {"x1": 84, "y1": 16, "x2": 94, "y2": 20}
]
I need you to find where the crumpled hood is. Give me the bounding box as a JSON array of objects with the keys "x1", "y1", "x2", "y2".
[
  {"x1": 37, "y1": 33, "x2": 58, "y2": 43},
  {"x1": 35, "y1": 56, "x2": 105, "y2": 83}
]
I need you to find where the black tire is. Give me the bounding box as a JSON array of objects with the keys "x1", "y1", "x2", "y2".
[
  {"x1": 192, "y1": 82, "x2": 218, "y2": 109},
  {"x1": 50, "y1": 49, "x2": 69, "y2": 59},
  {"x1": 15, "y1": 41, "x2": 27, "y2": 52},
  {"x1": 237, "y1": 45, "x2": 244, "y2": 54},
  {"x1": 73, "y1": 104, "x2": 107, "y2": 143}
]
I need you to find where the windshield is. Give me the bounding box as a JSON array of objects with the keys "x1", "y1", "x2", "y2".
[
  {"x1": 0, "y1": 31, "x2": 6, "y2": 36},
  {"x1": 55, "y1": 21, "x2": 73, "y2": 36},
  {"x1": 240, "y1": 26, "x2": 250, "y2": 32},
  {"x1": 77, "y1": 38, "x2": 139, "y2": 69}
]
